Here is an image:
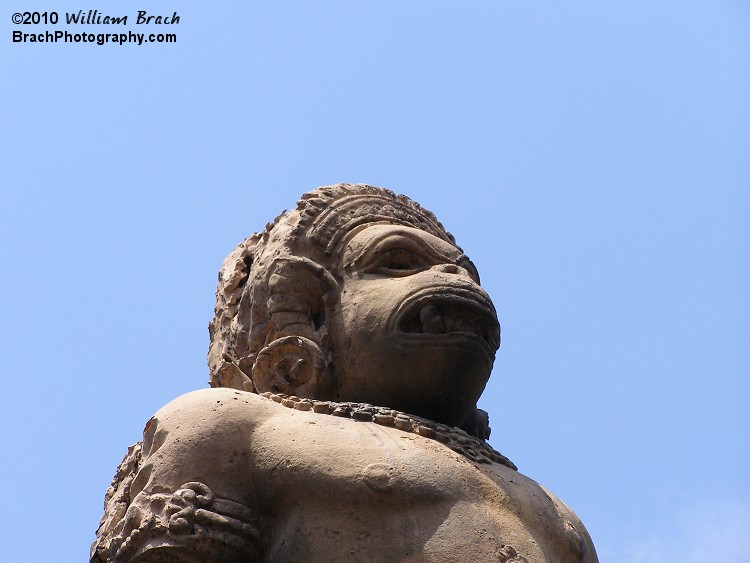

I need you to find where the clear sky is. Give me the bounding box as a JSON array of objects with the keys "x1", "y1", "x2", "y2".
[{"x1": 2, "y1": 2, "x2": 748, "y2": 561}]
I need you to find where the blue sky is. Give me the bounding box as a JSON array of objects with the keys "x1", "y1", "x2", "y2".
[{"x1": 2, "y1": 2, "x2": 748, "y2": 561}]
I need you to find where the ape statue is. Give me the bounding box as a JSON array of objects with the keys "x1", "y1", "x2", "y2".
[{"x1": 92, "y1": 184, "x2": 598, "y2": 563}]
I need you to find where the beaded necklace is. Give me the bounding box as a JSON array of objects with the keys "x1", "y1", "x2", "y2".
[{"x1": 259, "y1": 391, "x2": 516, "y2": 470}]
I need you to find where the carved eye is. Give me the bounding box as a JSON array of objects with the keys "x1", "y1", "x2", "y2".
[{"x1": 367, "y1": 247, "x2": 429, "y2": 277}]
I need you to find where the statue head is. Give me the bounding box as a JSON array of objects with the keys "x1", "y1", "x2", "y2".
[{"x1": 208, "y1": 184, "x2": 500, "y2": 437}]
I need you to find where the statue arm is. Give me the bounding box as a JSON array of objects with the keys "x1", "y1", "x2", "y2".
[{"x1": 91, "y1": 388, "x2": 269, "y2": 563}]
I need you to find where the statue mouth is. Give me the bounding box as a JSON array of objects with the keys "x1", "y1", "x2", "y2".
[{"x1": 393, "y1": 287, "x2": 500, "y2": 352}]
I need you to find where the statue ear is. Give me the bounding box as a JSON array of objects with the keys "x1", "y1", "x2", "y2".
[
  {"x1": 252, "y1": 336, "x2": 328, "y2": 397},
  {"x1": 264, "y1": 257, "x2": 339, "y2": 343}
]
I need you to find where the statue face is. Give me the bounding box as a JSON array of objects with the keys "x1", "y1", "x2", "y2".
[{"x1": 331, "y1": 224, "x2": 499, "y2": 427}]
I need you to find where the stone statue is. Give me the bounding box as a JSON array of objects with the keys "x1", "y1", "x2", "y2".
[{"x1": 92, "y1": 184, "x2": 598, "y2": 562}]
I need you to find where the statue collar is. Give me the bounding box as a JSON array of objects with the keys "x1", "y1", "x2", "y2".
[{"x1": 259, "y1": 391, "x2": 516, "y2": 470}]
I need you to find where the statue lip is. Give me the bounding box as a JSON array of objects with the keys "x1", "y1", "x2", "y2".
[{"x1": 391, "y1": 285, "x2": 500, "y2": 354}]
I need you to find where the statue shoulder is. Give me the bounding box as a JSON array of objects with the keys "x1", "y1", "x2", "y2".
[
  {"x1": 91, "y1": 388, "x2": 273, "y2": 563},
  {"x1": 151, "y1": 387, "x2": 273, "y2": 431},
  {"x1": 537, "y1": 483, "x2": 599, "y2": 563}
]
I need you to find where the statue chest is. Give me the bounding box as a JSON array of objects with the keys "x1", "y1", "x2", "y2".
[
  {"x1": 111, "y1": 391, "x2": 591, "y2": 562},
  {"x1": 256, "y1": 410, "x2": 488, "y2": 501},
  {"x1": 248, "y1": 411, "x2": 576, "y2": 562}
]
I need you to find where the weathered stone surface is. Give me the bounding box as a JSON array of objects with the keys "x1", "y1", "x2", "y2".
[{"x1": 92, "y1": 184, "x2": 598, "y2": 562}]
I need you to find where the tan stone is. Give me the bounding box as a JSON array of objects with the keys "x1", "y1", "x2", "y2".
[{"x1": 92, "y1": 184, "x2": 598, "y2": 562}]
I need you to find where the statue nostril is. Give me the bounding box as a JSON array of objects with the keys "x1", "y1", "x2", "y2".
[
  {"x1": 439, "y1": 264, "x2": 460, "y2": 274},
  {"x1": 437, "y1": 263, "x2": 474, "y2": 279}
]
